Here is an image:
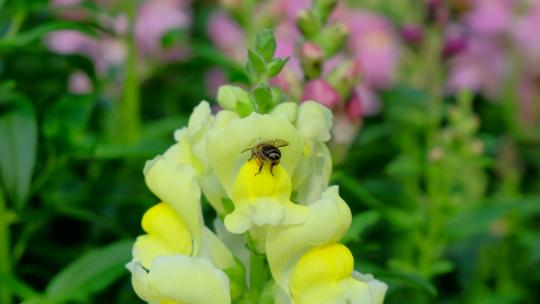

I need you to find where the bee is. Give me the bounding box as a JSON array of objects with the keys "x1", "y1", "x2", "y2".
[{"x1": 242, "y1": 139, "x2": 289, "y2": 176}]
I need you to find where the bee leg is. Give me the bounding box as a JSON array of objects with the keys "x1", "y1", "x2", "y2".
[
  {"x1": 255, "y1": 162, "x2": 264, "y2": 176},
  {"x1": 270, "y1": 163, "x2": 275, "y2": 176}
]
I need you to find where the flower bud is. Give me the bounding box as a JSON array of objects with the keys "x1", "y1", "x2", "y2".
[
  {"x1": 301, "y1": 79, "x2": 341, "y2": 109},
  {"x1": 300, "y1": 42, "x2": 324, "y2": 79},
  {"x1": 400, "y1": 24, "x2": 423, "y2": 46},
  {"x1": 217, "y1": 85, "x2": 253, "y2": 117},
  {"x1": 314, "y1": 0, "x2": 338, "y2": 23},
  {"x1": 326, "y1": 60, "x2": 362, "y2": 98},
  {"x1": 346, "y1": 91, "x2": 363, "y2": 122},
  {"x1": 318, "y1": 22, "x2": 348, "y2": 57},
  {"x1": 296, "y1": 10, "x2": 320, "y2": 39}
]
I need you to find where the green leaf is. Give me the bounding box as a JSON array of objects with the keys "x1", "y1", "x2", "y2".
[
  {"x1": 342, "y1": 211, "x2": 380, "y2": 244},
  {"x1": 0, "y1": 21, "x2": 99, "y2": 51},
  {"x1": 255, "y1": 29, "x2": 276, "y2": 61},
  {"x1": 0, "y1": 92, "x2": 37, "y2": 210},
  {"x1": 43, "y1": 94, "x2": 96, "y2": 149},
  {"x1": 0, "y1": 272, "x2": 39, "y2": 301},
  {"x1": 248, "y1": 49, "x2": 266, "y2": 75},
  {"x1": 267, "y1": 57, "x2": 289, "y2": 77},
  {"x1": 45, "y1": 240, "x2": 132, "y2": 303}
]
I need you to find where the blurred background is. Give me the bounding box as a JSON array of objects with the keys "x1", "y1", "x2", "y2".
[{"x1": 0, "y1": 0, "x2": 539, "y2": 303}]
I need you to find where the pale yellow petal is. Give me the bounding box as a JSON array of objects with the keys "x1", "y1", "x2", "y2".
[
  {"x1": 296, "y1": 101, "x2": 333, "y2": 142},
  {"x1": 144, "y1": 156, "x2": 202, "y2": 255},
  {"x1": 148, "y1": 255, "x2": 231, "y2": 304},
  {"x1": 133, "y1": 235, "x2": 181, "y2": 270},
  {"x1": 292, "y1": 141, "x2": 332, "y2": 204},
  {"x1": 199, "y1": 226, "x2": 236, "y2": 270},
  {"x1": 271, "y1": 102, "x2": 298, "y2": 123}
]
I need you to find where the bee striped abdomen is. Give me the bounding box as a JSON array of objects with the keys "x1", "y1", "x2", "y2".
[{"x1": 261, "y1": 145, "x2": 281, "y2": 161}]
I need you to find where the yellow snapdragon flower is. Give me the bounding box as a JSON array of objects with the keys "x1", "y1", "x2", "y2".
[
  {"x1": 127, "y1": 156, "x2": 238, "y2": 304},
  {"x1": 266, "y1": 186, "x2": 387, "y2": 303}
]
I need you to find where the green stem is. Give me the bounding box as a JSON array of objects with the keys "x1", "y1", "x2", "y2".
[
  {"x1": 249, "y1": 252, "x2": 267, "y2": 303},
  {"x1": 0, "y1": 187, "x2": 13, "y2": 304},
  {"x1": 119, "y1": 2, "x2": 140, "y2": 143}
]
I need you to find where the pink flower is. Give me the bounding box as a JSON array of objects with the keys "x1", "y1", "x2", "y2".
[
  {"x1": 46, "y1": 30, "x2": 97, "y2": 54},
  {"x1": 517, "y1": 77, "x2": 539, "y2": 126},
  {"x1": 335, "y1": 9, "x2": 400, "y2": 88},
  {"x1": 275, "y1": 0, "x2": 311, "y2": 21},
  {"x1": 135, "y1": 0, "x2": 191, "y2": 55},
  {"x1": 465, "y1": 0, "x2": 512, "y2": 37},
  {"x1": 448, "y1": 38, "x2": 507, "y2": 99},
  {"x1": 301, "y1": 79, "x2": 341, "y2": 108},
  {"x1": 205, "y1": 68, "x2": 227, "y2": 97},
  {"x1": 68, "y1": 71, "x2": 93, "y2": 94},
  {"x1": 207, "y1": 12, "x2": 246, "y2": 62},
  {"x1": 351, "y1": 84, "x2": 380, "y2": 116},
  {"x1": 512, "y1": 2, "x2": 540, "y2": 74}
]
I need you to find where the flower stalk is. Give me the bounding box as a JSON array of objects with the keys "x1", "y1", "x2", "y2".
[{"x1": 0, "y1": 187, "x2": 12, "y2": 304}]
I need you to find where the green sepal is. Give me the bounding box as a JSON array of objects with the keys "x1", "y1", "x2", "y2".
[
  {"x1": 296, "y1": 10, "x2": 321, "y2": 39},
  {"x1": 317, "y1": 22, "x2": 348, "y2": 57}
]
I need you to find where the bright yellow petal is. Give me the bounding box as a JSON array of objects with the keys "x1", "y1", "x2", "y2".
[
  {"x1": 290, "y1": 244, "x2": 354, "y2": 297},
  {"x1": 266, "y1": 186, "x2": 351, "y2": 291},
  {"x1": 144, "y1": 157, "x2": 202, "y2": 255},
  {"x1": 207, "y1": 113, "x2": 303, "y2": 196},
  {"x1": 224, "y1": 159, "x2": 308, "y2": 234}
]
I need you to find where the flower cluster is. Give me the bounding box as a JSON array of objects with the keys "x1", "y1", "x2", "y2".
[
  {"x1": 426, "y1": 0, "x2": 540, "y2": 125},
  {"x1": 46, "y1": 0, "x2": 191, "y2": 93},
  {"x1": 126, "y1": 61, "x2": 387, "y2": 303},
  {"x1": 206, "y1": 0, "x2": 401, "y2": 160}
]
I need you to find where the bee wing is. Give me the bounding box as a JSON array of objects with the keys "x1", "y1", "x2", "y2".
[
  {"x1": 241, "y1": 146, "x2": 255, "y2": 153},
  {"x1": 271, "y1": 139, "x2": 289, "y2": 148}
]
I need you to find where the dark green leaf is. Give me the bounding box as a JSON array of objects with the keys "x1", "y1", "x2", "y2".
[
  {"x1": 0, "y1": 272, "x2": 39, "y2": 300},
  {"x1": 0, "y1": 93, "x2": 37, "y2": 210},
  {"x1": 43, "y1": 94, "x2": 96, "y2": 148},
  {"x1": 0, "y1": 21, "x2": 99, "y2": 51},
  {"x1": 45, "y1": 240, "x2": 132, "y2": 303}
]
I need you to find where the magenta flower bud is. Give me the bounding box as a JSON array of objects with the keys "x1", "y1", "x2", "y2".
[
  {"x1": 400, "y1": 24, "x2": 423, "y2": 45},
  {"x1": 442, "y1": 24, "x2": 468, "y2": 58},
  {"x1": 301, "y1": 79, "x2": 341, "y2": 109},
  {"x1": 346, "y1": 91, "x2": 363, "y2": 122},
  {"x1": 427, "y1": 0, "x2": 450, "y2": 26},
  {"x1": 300, "y1": 42, "x2": 324, "y2": 79},
  {"x1": 301, "y1": 42, "x2": 323, "y2": 61}
]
